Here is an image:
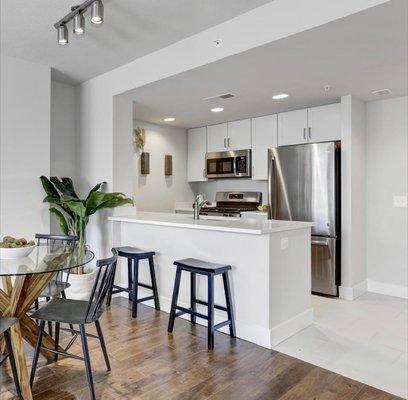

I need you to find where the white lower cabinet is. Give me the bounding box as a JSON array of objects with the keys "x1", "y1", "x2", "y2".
[
  {"x1": 187, "y1": 127, "x2": 207, "y2": 182},
  {"x1": 251, "y1": 114, "x2": 278, "y2": 180}
]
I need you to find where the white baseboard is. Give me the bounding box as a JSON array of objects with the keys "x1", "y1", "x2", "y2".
[
  {"x1": 339, "y1": 280, "x2": 367, "y2": 300},
  {"x1": 367, "y1": 280, "x2": 408, "y2": 299},
  {"x1": 270, "y1": 308, "x2": 314, "y2": 348}
]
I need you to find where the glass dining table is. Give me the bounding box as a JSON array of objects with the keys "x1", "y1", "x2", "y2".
[{"x1": 0, "y1": 243, "x2": 94, "y2": 400}]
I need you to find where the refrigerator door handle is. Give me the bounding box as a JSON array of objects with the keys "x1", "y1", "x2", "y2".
[
  {"x1": 311, "y1": 239, "x2": 332, "y2": 255},
  {"x1": 267, "y1": 150, "x2": 277, "y2": 219}
]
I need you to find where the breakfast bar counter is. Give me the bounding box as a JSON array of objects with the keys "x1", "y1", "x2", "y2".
[{"x1": 109, "y1": 212, "x2": 314, "y2": 348}]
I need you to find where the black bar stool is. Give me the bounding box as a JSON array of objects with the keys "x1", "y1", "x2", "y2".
[
  {"x1": 168, "y1": 258, "x2": 236, "y2": 350},
  {"x1": 107, "y1": 246, "x2": 160, "y2": 318}
]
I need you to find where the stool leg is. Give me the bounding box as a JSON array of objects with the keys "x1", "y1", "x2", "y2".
[
  {"x1": 168, "y1": 268, "x2": 182, "y2": 333},
  {"x1": 222, "y1": 271, "x2": 236, "y2": 338},
  {"x1": 106, "y1": 261, "x2": 117, "y2": 307},
  {"x1": 207, "y1": 274, "x2": 215, "y2": 350},
  {"x1": 132, "y1": 259, "x2": 139, "y2": 318},
  {"x1": 148, "y1": 256, "x2": 160, "y2": 310},
  {"x1": 127, "y1": 258, "x2": 133, "y2": 301},
  {"x1": 190, "y1": 272, "x2": 196, "y2": 324}
]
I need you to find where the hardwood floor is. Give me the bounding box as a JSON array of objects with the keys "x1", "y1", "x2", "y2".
[{"x1": 1, "y1": 297, "x2": 403, "y2": 400}]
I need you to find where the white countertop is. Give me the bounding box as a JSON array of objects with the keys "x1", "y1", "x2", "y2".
[{"x1": 109, "y1": 211, "x2": 314, "y2": 235}]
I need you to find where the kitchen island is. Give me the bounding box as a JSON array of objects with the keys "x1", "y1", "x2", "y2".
[{"x1": 109, "y1": 212, "x2": 314, "y2": 349}]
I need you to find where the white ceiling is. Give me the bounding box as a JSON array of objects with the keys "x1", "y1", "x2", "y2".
[
  {"x1": 128, "y1": 0, "x2": 407, "y2": 129},
  {"x1": 0, "y1": 0, "x2": 273, "y2": 84}
]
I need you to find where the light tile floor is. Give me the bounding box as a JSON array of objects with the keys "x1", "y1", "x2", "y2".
[{"x1": 274, "y1": 293, "x2": 408, "y2": 398}]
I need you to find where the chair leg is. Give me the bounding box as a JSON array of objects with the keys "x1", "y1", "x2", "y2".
[
  {"x1": 168, "y1": 268, "x2": 182, "y2": 333},
  {"x1": 4, "y1": 329, "x2": 22, "y2": 398},
  {"x1": 95, "y1": 320, "x2": 111, "y2": 371},
  {"x1": 132, "y1": 259, "x2": 139, "y2": 318},
  {"x1": 148, "y1": 256, "x2": 160, "y2": 310},
  {"x1": 61, "y1": 291, "x2": 75, "y2": 335},
  {"x1": 30, "y1": 320, "x2": 45, "y2": 387},
  {"x1": 54, "y1": 322, "x2": 60, "y2": 362},
  {"x1": 190, "y1": 272, "x2": 196, "y2": 324},
  {"x1": 222, "y1": 271, "x2": 236, "y2": 338},
  {"x1": 79, "y1": 324, "x2": 96, "y2": 400},
  {"x1": 45, "y1": 297, "x2": 53, "y2": 337},
  {"x1": 207, "y1": 274, "x2": 215, "y2": 351},
  {"x1": 106, "y1": 261, "x2": 117, "y2": 307},
  {"x1": 127, "y1": 258, "x2": 133, "y2": 301}
]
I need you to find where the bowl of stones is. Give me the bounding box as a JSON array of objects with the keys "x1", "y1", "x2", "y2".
[{"x1": 0, "y1": 236, "x2": 36, "y2": 260}]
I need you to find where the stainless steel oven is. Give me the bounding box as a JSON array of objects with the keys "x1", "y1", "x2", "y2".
[{"x1": 205, "y1": 149, "x2": 251, "y2": 179}]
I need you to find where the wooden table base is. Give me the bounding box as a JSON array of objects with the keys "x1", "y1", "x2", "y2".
[{"x1": 0, "y1": 274, "x2": 67, "y2": 400}]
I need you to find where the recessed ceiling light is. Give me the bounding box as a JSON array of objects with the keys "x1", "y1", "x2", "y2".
[
  {"x1": 163, "y1": 117, "x2": 175, "y2": 122},
  {"x1": 272, "y1": 93, "x2": 289, "y2": 100},
  {"x1": 211, "y1": 107, "x2": 224, "y2": 113}
]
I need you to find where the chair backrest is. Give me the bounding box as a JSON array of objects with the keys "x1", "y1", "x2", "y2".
[
  {"x1": 36, "y1": 233, "x2": 78, "y2": 282},
  {"x1": 85, "y1": 249, "x2": 118, "y2": 322}
]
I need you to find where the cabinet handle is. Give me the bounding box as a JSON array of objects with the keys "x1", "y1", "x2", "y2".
[
  {"x1": 227, "y1": 138, "x2": 230, "y2": 147},
  {"x1": 303, "y1": 128, "x2": 306, "y2": 140},
  {"x1": 224, "y1": 138, "x2": 227, "y2": 148},
  {"x1": 308, "y1": 127, "x2": 311, "y2": 139},
  {"x1": 203, "y1": 168, "x2": 206, "y2": 178}
]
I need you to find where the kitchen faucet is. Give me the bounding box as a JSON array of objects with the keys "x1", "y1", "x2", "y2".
[{"x1": 193, "y1": 194, "x2": 210, "y2": 220}]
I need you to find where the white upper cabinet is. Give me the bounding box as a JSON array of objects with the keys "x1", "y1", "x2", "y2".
[
  {"x1": 187, "y1": 127, "x2": 207, "y2": 182},
  {"x1": 278, "y1": 103, "x2": 341, "y2": 146},
  {"x1": 227, "y1": 119, "x2": 251, "y2": 150},
  {"x1": 207, "y1": 123, "x2": 228, "y2": 152},
  {"x1": 307, "y1": 103, "x2": 341, "y2": 142},
  {"x1": 277, "y1": 109, "x2": 308, "y2": 146},
  {"x1": 251, "y1": 114, "x2": 277, "y2": 180}
]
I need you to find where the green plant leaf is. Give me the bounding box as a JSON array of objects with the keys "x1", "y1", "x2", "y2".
[
  {"x1": 50, "y1": 177, "x2": 78, "y2": 198},
  {"x1": 85, "y1": 191, "x2": 132, "y2": 216},
  {"x1": 85, "y1": 181, "x2": 106, "y2": 203},
  {"x1": 61, "y1": 198, "x2": 87, "y2": 219},
  {"x1": 61, "y1": 177, "x2": 79, "y2": 198},
  {"x1": 49, "y1": 207, "x2": 69, "y2": 235},
  {"x1": 40, "y1": 176, "x2": 60, "y2": 199}
]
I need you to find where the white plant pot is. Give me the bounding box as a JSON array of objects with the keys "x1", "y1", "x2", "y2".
[{"x1": 63, "y1": 268, "x2": 96, "y2": 300}]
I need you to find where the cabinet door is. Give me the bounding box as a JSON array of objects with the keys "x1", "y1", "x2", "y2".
[
  {"x1": 277, "y1": 109, "x2": 308, "y2": 146},
  {"x1": 227, "y1": 119, "x2": 251, "y2": 150},
  {"x1": 251, "y1": 114, "x2": 277, "y2": 180},
  {"x1": 187, "y1": 127, "x2": 207, "y2": 182},
  {"x1": 207, "y1": 123, "x2": 228, "y2": 152},
  {"x1": 308, "y1": 103, "x2": 341, "y2": 142}
]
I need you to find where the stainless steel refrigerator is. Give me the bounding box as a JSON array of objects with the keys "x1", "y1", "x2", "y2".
[{"x1": 268, "y1": 141, "x2": 341, "y2": 296}]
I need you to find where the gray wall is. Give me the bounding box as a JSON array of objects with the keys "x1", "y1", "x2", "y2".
[
  {"x1": 366, "y1": 96, "x2": 407, "y2": 289},
  {"x1": 50, "y1": 80, "x2": 78, "y2": 233}
]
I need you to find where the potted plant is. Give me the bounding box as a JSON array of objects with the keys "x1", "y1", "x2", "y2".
[{"x1": 40, "y1": 176, "x2": 133, "y2": 299}]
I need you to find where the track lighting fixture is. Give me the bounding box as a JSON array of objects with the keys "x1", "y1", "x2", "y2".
[{"x1": 54, "y1": 0, "x2": 104, "y2": 46}]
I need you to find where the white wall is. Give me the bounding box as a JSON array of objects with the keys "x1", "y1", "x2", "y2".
[
  {"x1": 50, "y1": 81, "x2": 78, "y2": 233},
  {"x1": 51, "y1": 81, "x2": 77, "y2": 179},
  {"x1": 132, "y1": 120, "x2": 195, "y2": 211},
  {"x1": 77, "y1": 0, "x2": 389, "y2": 256},
  {"x1": 0, "y1": 56, "x2": 50, "y2": 239},
  {"x1": 366, "y1": 96, "x2": 407, "y2": 297}
]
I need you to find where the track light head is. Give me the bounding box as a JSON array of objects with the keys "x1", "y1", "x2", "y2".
[
  {"x1": 91, "y1": 0, "x2": 104, "y2": 24},
  {"x1": 73, "y1": 12, "x2": 85, "y2": 35},
  {"x1": 57, "y1": 25, "x2": 69, "y2": 45}
]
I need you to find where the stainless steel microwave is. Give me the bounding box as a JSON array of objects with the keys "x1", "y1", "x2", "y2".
[{"x1": 205, "y1": 149, "x2": 251, "y2": 179}]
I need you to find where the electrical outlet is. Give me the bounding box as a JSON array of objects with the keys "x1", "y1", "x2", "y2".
[
  {"x1": 281, "y1": 237, "x2": 289, "y2": 250},
  {"x1": 393, "y1": 196, "x2": 407, "y2": 208}
]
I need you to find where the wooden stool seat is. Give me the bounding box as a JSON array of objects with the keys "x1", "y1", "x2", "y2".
[
  {"x1": 168, "y1": 258, "x2": 236, "y2": 350},
  {"x1": 106, "y1": 246, "x2": 160, "y2": 318}
]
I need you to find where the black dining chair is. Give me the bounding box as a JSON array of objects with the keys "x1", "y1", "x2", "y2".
[
  {"x1": 34, "y1": 233, "x2": 78, "y2": 336},
  {"x1": 0, "y1": 317, "x2": 22, "y2": 399},
  {"x1": 30, "y1": 249, "x2": 118, "y2": 400}
]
